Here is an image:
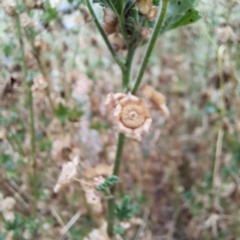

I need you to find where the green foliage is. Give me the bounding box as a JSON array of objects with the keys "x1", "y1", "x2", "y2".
[
  {"x1": 0, "y1": 233, "x2": 7, "y2": 240},
  {"x1": 96, "y1": 175, "x2": 120, "y2": 192},
  {"x1": 114, "y1": 224, "x2": 125, "y2": 235},
  {"x1": 5, "y1": 215, "x2": 24, "y2": 237},
  {"x1": 3, "y1": 41, "x2": 15, "y2": 57},
  {"x1": 0, "y1": 154, "x2": 17, "y2": 178},
  {"x1": 42, "y1": 1, "x2": 58, "y2": 24},
  {"x1": 26, "y1": 70, "x2": 36, "y2": 83},
  {"x1": 160, "y1": 0, "x2": 201, "y2": 34},
  {"x1": 114, "y1": 195, "x2": 135, "y2": 221},
  {"x1": 54, "y1": 103, "x2": 84, "y2": 123},
  {"x1": 203, "y1": 102, "x2": 219, "y2": 115},
  {"x1": 0, "y1": 111, "x2": 18, "y2": 127},
  {"x1": 25, "y1": 218, "x2": 40, "y2": 234}
]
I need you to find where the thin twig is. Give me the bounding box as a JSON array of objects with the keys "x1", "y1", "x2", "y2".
[
  {"x1": 212, "y1": 129, "x2": 224, "y2": 188},
  {"x1": 60, "y1": 211, "x2": 81, "y2": 238},
  {"x1": 85, "y1": 0, "x2": 124, "y2": 69},
  {"x1": 134, "y1": 208, "x2": 150, "y2": 240}
]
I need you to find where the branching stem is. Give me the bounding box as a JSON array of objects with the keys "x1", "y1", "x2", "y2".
[
  {"x1": 85, "y1": 0, "x2": 124, "y2": 69},
  {"x1": 131, "y1": 0, "x2": 169, "y2": 94},
  {"x1": 15, "y1": 7, "x2": 37, "y2": 217}
]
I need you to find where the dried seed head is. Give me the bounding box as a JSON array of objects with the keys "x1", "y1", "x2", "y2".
[
  {"x1": 112, "y1": 34, "x2": 126, "y2": 51},
  {"x1": 136, "y1": 0, "x2": 152, "y2": 15},
  {"x1": 140, "y1": 27, "x2": 153, "y2": 40},
  {"x1": 72, "y1": 74, "x2": 93, "y2": 95},
  {"x1": 142, "y1": 85, "x2": 170, "y2": 117},
  {"x1": 106, "y1": 92, "x2": 152, "y2": 141},
  {"x1": 20, "y1": 13, "x2": 34, "y2": 28},
  {"x1": 53, "y1": 156, "x2": 79, "y2": 193},
  {"x1": 25, "y1": 0, "x2": 43, "y2": 9},
  {"x1": 103, "y1": 8, "x2": 118, "y2": 35},
  {"x1": 2, "y1": 0, "x2": 16, "y2": 16},
  {"x1": 146, "y1": 6, "x2": 158, "y2": 21}
]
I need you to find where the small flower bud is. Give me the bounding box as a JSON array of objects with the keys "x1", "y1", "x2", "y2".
[
  {"x1": 146, "y1": 6, "x2": 158, "y2": 21},
  {"x1": 140, "y1": 27, "x2": 153, "y2": 40},
  {"x1": 102, "y1": 8, "x2": 118, "y2": 35},
  {"x1": 112, "y1": 34, "x2": 126, "y2": 51},
  {"x1": 136, "y1": 0, "x2": 152, "y2": 15}
]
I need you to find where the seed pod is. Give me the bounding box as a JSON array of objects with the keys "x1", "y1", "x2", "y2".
[
  {"x1": 146, "y1": 6, "x2": 158, "y2": 21},
  {"x1": 103, "y1": 8, "x2": 118, "y2": 35},
  {"x1": 136, "y1": 0, "x2": 152, "y2": 15},
  {"x1": 140, "y1": 27, "x2": 153, "y2": 40}
]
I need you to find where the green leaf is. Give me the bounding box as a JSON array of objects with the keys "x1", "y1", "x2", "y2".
[
  {"x1": 42, "y1": 2, "x2": 58, "y2": 24},
  {"x1": 114, "y1": 195, "x2": 135, "y2": 221},
  {"x1": 96, "y1": 175, "x2": 120, "y2": 192},
  {"x1": 54, "y1": 103, "x2": 69, "y2": 123},
  {"x1": 114, "y1": 225, "x2": 125, "y2": 235},
  {"x1": 159, "y1": 0, "x2": 201, "y2": 33},
  {"x1": 68, "y1": 107, "x2": 84, "y2": 122},
  {"x1": 170, "y1": 8, "x2": 201, "y2": 29},
  {"x1": 3, "y1": 41, "x2": 15, "y2": 57},
  {"x1": 0, "y1": 233, "x2": 7, "y2": 240}
]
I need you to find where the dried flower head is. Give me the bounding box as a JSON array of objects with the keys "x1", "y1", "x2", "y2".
[
  {"x1": 20, "y1": 13, "x2": 33, "y2": 28},
  {"x1": 25, "y1": 0, "x2": 43, "y2": 9},
  {"x1": 72, "y1": 74, "x2": 93, "y2": 95},
  {"x1": 216, "y1": 26, "x2": 236, "y2": 43},
  {"x1": 140, "y1": 27, "x2": 153, "y2": 40},
  {"x1": 136, "y1": 0, "x2": 152, "y2": 15},
  {"x1": 34, "y1": 36, "x2": 50, "y2": 52},
  {"x1": 2, "y1": 0, "x2": 16, "y2": 16},
  {"x1": 142, "y1": 85, "x2": 170, "y2": 117},
  {"x1": 106, "y1": 92, "x2": 152, "y2": 141},
  {"x1": 103, "y1": 8, "x2": 118, "y2": 35},
  {"x1": 146, "y1": 6, "x2": 158, "y2": 21},
  {"x1": 53, "y1": 156, "x2": 79, "y2": 193},
  {"x1": 111, "y1": 34, "x2": 126, "y2": 51}
]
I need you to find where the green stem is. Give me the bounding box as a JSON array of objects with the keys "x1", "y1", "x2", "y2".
[
  {"x1": 131, "y1": 0, "x2": 169, "y2": 94},
  {"x1": 15, "y1": 7, "x2": 37, "y2": 217},
  {"x1": 85, "y1": 0, "x2": 124, "y2": 70},
  {"x1": 107, "y1": 133, "x2": 125, "y2": 236},
  {"x1": 123, "y1": 46, "x2": 135, "y2": 90}
]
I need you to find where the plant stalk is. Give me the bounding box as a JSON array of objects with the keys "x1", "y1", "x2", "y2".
[
  {"x1": 123, "y1": 46, "x2": 135, "y2": 90},
  {"x1": 131, "y1": 0, "x2": 169, "y2": 94},
  {"x1": 85, "y1": 0, "x2": 124, "y2": 70},
  {"x1": 107, "y1": 133, "x2": 125, "y2": 236},
  {"x1": 15, "y1": 8, "x2": 37, "y2": 217}
]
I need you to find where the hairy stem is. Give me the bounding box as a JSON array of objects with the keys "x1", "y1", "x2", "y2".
[
  {"x1": 131, "y1": 0, "x2": 169, "y2": 94},
  {"x1": 85, "y1": 0, "x2": 124, "y2": 69},
  {"x1": 15, "y1": 10, "x2": 37, "y2": 216},
  {"x1": 107, "y1": 133, "x2": 125, "y2": 236}
]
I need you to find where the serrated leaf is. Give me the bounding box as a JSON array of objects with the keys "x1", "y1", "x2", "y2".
[
  {"x1": 96, "y1": 175, "x2": 120, "y2": 192},
  {"x1": 114, "y1": 195, "x2": 135, "y2": 221},
  {"x1": 68, "y1": 107, "x2": 84, "y2": 122},
  {"x1": 54, "y1": 103, "x2": 69, "y2": 123}
]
